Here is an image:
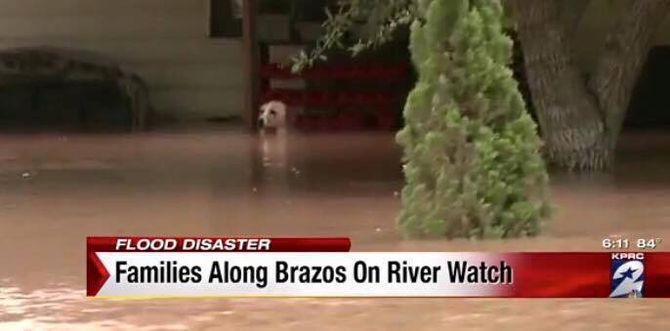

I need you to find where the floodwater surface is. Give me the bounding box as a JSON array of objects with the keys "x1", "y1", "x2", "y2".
[{"x1": 1, "y1": 129, "x2": 669, "y2": 330}]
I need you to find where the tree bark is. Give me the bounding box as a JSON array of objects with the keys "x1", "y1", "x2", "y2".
[
  {"x1": 510, "y1": 0, "x2": 609, "y2": 170},
  {"x1": 510, "y1": 0, "x2": 670, "y2": 171},
  {"x1": 557, "y1": 0, "x2": 590, "y2": 40},
  {"x1": 589, "y1": 0, "x2": 670, "y2": 146}
]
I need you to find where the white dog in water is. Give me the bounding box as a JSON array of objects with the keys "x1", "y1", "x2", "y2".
[
  {"x1": 257, "y1": 101, "x2": 290, "y2": 192},
  {"x1": 258, "y1": 100, "x2": 288, "y2": 131},
  {"x1": 258, "y1": 100, "x2": 289, "y2": 162}
]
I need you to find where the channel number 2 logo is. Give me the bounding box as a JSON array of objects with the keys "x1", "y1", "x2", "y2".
[{"x1": 610, "y1": 257, "x2": 644, "y2": 298}]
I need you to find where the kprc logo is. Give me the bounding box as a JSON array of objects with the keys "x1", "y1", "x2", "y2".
[{"x1": 610, "y1": 253, "x2": 645, "y2": 298}]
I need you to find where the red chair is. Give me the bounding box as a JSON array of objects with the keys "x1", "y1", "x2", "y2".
[
  {"x1": 364, "y1": 93, "x2": 380, "y2": 106},
  {"x1": 374, "y1": 92, "x2": 393, "y2": 107},
  {"x1": 348, "y1": 92, "x2": 366, "y2": 107},
  {"x1": 356, "y1": 65, "x2": 372, "y2": 80},
  {"x1": 340, "y1": 112, "x2": 365, "y2": 130},
  {"x1": 311, "y1": 91, "x2": 335, "y2": 107},
  {"x1": 295, "y1": 114, "x2": 317, "y2": 131},
  {"x1": 331, "y1": 116, "x2": 345, "y2": 130},
  {"x1": 294, "y1": 115, "x2": 306, "y2": 130},
  {"x1": 302, "y1": 66, "x2": 320, "y2": 80},
  {"x1": 376, "y1": 110, "x2": 396, "y2": 130},
  {"x1": 333, "y1": 92, "x2": 350, "y2": 107},
  {"x1": 348, "y1": 112, "x2": 365, "y2": 130},
  {"x1": 261, "y1": 90, "x2": 281, "y2": 103},
  {"x1": 332, "y1": 113, "x2": 348, "y2": 130},
  {"x1": 315, "y1": 115, "x2": 329, "y2": 131},
  {"x1": 368, "y1": 65, "x2": 386, "y2": 80},
  {"x1": 260, "y1": 64, "x2": 274, "y2": 78},
  {"x1": 328, "y1": 64, "x2": 342, "y2": 80},
  {"x1": 304, "y1": 92, "x2": 319, "y2": 107},
  {"x1": 283, "y1": 90, "x2": 300, "y2": 106},
  {"x1": 331, "y1": 64, "x2": 354, "y2": 80},
  {"x1": 269, "y1": 89, "x2": 289, "y2": 105},
  {"x1": 391, "y1": 64, "x2": 409, "y2": 80},
  {"x1": 262, "y1": 89, "x2": 304, "y2": 106},
  {"x1": 382, "y1": 67, "x2": 397, "y2": 81}
]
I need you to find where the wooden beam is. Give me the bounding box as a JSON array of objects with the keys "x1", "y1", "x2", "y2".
[{"x1": 242, "y1": 0, "x2": 260, "y2": 130}]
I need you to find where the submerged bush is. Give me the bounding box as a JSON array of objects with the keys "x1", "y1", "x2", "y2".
[{"x1": 396, "y1": 0, "x2": 550, "y2": 239}]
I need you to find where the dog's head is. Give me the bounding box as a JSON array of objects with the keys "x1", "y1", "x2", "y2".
[{"x1": 258, "y1": 100, "x2": 287, "y2": 129}]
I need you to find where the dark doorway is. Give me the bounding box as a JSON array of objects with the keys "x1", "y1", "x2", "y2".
[{"x1": 625, "y1": 46, "x2": 670, "y2": 130}]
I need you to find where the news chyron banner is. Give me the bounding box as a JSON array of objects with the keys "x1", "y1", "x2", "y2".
[{"x1": 87, "y1": 237, "x2": 670, "y2": 298}]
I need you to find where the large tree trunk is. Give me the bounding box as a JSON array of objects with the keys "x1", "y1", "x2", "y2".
[
  {"x1": 557, "y1": 0, "x2": 590, "y2": 40},
  {"x1": 510, "y1": 0, "x2": 670, "y2": 171},
  {"x1": 589, "y1": 0, "x2": 670, "y2": 146},
  {"x1": 510, "y1": 0, "x2": 609, "y2": 170}
]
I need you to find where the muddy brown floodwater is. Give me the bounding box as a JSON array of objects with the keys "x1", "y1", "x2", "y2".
[{"x1": 1, "y1": 128, "x2": 669, "y2": 330}]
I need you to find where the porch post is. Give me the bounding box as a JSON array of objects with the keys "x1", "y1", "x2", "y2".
[{"x1": 242, "y1": 0, "x2": 260, "y2": 130}]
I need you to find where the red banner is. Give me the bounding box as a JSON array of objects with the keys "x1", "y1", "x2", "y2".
[
  {"x1": 86, "y1": 238, "x2": 670, "y2": 298},
  {"x1": 87, "y1": 237, "x2": 352, "y2": 252}
]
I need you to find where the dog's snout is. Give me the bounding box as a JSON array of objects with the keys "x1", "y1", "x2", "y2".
[{"x1": 257, "y1": 117, "x2": 265, "y2": 128}]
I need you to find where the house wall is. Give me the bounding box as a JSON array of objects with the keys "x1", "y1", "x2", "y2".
[{"x1": 0, "y1": 0, "x2": 244, "y2": 122}]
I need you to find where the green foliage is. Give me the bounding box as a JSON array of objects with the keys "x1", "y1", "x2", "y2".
[
  {"x1": 396, "y1": 0, "x2": 550, "y2": 239},
  {"x1": 291, "y1": 0, "x2": 551, "y2": 239},
  {"x1": 291, "y1": 0, "x2": 415, "y2": 72},
  {"x1": 290, "y1": 0, "x2": 515, "y2": 73}
]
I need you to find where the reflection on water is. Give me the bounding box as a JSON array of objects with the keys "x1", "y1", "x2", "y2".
[{"x1": 1, "y1": 129, "x2": 670, "y2": 330}]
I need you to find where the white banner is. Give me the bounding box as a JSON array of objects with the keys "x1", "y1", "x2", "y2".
[{"x1": 94, "y1": 252, "x2": 513, "y2": 297}]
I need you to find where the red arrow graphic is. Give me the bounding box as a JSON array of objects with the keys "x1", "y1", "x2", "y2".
[{"x1": 87, "y1": 239, "x2": 110, "y2": 297}]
